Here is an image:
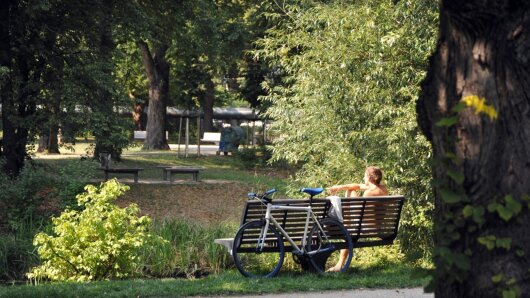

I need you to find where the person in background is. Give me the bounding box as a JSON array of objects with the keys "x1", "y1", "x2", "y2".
[{"x1": 325, "y1": 166, "x2": 389, "y2": 272}]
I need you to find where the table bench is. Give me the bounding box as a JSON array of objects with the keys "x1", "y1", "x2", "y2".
[
  {"x1": 159, "y1": 166, "x2": 201, "y2": 183},
  {"x1": 100, "y1": 167, "x2": 143, "y2": 183},
  {"x1": 214, "y1": 196, "x2": 405, "y2": 270}
]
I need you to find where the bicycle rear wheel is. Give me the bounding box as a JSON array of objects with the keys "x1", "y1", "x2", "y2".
[
  {"x1": 232, "y1": 220, "x2": 284, "y2": 278},
  {"x1": 306, "y1": 218, "x2": 353, "y2": 274}
]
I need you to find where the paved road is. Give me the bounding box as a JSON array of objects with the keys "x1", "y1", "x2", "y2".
[{"x1": 210, "y1": 288, "x2": 433, "y2": 298}]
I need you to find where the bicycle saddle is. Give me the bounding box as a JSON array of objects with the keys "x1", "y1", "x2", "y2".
[{"x1": 300, "y1": 187, "x2": 324, "y2": 196}]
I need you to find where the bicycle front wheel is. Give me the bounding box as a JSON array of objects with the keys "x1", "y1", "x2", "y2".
[
  {"x1": 232, "y1": 220, "x2": 284, "y2": 278},
  {"x1": 306, "y1": 218, "x2": 353, "y2": 274}
]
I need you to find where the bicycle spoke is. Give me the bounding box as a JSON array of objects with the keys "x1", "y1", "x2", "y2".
[{"x1": 233, "y1": 220, "x2": 284, "y2": 278}]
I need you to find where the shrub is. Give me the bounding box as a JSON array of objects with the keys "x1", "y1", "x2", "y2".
[
  {"x1": 0, "y1": 163, "x2": 51, "y2": 232},
  {"x1": 0, "y1": 218, "x2": 43, "y2": 282},
  {"x1": 27, "y1": 180, "x2": 165, "y2": 282},
  {"x1": 236, "y1": 146, "x2": 272, "y2": 168},
  {"x1": 140, "y1": 219, "x2": 237, "y2": 278},
  {"x1": 53, "y1": 159, "x2": 98, "y2": 208}
]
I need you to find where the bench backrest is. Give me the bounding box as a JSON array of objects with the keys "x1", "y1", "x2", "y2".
[
  {"x1": 341, "y1": 196, "x2": 405, "y2": 247},
  {"x1": 134, "y1": 131, "x2": 169, "y2": 140},
  {"x1": 241, "y1": 198, "x2": 329, "y2": 251},
  {"x1": 239, "y1": 196, "x2": 405, "y2": 251}
]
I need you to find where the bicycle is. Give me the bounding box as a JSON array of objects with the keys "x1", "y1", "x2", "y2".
[{"x1": 232, "y1": 188, "x2": 353, "y2": 278}]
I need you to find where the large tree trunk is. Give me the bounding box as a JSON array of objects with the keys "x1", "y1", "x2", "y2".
[
  {"x1": 0, "y1": 1, "x2": 40, "y2": 175},
  {"x1": 417, "y1": 1, "x2": 530, "y2": 297},
  {"x1": 137, "y1": 40, "x2": 170, "y2": 150}
]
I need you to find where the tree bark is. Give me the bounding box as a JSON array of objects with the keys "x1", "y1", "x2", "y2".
[
  {"x1": 37, "y1": 55, "x2": 63, "y2": 154},
  {"x1": 417, "y1": 1, "x2": 530, "y2": 297},
  {"x1": 93, "y1": 0, "x2": 121, "y2": 159},
  {"x1": 1, "y1": 1, "x2": 41, "y2": 175},
  {"x1": 201, "y1": 77, "x2": 215, "y2": 133},
  {"x1": 137, "y1": 40, "x2": 170, "y2": 150}
]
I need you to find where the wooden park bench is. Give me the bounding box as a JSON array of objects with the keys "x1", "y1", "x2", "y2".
[
  {"x1": 101, "y1": 167, "x2": 143, "y2": 183},
  {"x1": 98, "y1": 153, "x2": 143, "y2": 183},
  {"x1": 156, "y1": 166, "x2": 201, "y2": 183},
  {"x1": 214, "y1": 196, "x2": 405, "y2": 270}
]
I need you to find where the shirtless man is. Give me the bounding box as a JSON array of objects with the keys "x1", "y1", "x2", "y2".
[{"x1": 326, "y1": 166, "x2": 389, "y2": 272}]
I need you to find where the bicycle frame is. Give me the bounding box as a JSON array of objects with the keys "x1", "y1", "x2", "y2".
[{"x1": 257, "y1": 201, "x2": 327, "y2": 255}]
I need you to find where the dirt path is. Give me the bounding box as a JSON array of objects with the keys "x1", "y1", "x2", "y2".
[{"x1": 117, "y1": 182, "x2": 251, "y2": 225}]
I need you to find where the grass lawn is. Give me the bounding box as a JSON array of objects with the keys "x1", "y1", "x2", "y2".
[
  {"x1": 0, "y1": 264, "x2": 428, "y2": 298},
  {"x1": 34, "y1": 141, "x2": 290, "y2": 191}
]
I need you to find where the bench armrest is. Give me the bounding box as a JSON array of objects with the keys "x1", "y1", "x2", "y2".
[{"x1": 214, "y1": 238, "x2": 234, "y2": 256}]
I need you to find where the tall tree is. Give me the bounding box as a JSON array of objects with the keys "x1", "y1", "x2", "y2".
[
  {"x1": 137, "y1": 41, "x2": 170, "y2": 150},
  {"x1": 417, "y1": 1, "x2": 530, "y2": 296},
  {"x1": 0, "y1": 1, "x2": 47, "y2": 175},
  {"x1": 258, "y1": 0, "x2": 438, "y2": 258}
]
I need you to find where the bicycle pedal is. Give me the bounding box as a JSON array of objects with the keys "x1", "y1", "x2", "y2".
[
  {"x1": 291, "y1": 250, "x2": 304, "y2": 257},
  {"x1": 307, "y1": 246, "x2": 335, "y2": 256}
]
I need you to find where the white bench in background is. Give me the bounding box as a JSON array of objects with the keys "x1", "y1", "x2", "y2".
[
  {"x1": 201, "y1": 132, "x2": 221, "y2": 146},
  {"x1": 134, "y1": 131, "x2": 169, "y2": 140}
]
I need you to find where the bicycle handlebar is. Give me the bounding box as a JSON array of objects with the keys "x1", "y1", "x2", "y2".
[{"x1": 247, "y1": 188, "x2": 276, "y2": 203}]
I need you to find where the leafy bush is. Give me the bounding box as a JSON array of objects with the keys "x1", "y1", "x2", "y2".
[
  {"x1": 27, "y1": 180, "x2": 165, "y2": 282},
  {"x1": 256, "y1": 0, "x2": 438, "y2": 259},
  {"x1": 0, "y1": 163, "x2": 50, "y2": 230},
  {"x1": 140, "y1": 220, "x2": 237, "y2": 277},
  {"x1": 235, "y1": 146, "x2": 272, "y2": 168},
  {"x1": 0, "y1": 159, "x2": 97, "y2": 230},
  {"x1": 0, "y1": 218, "x2": 43, "y2": 282},
  {"x1": 54, "y1": 159, "x2": 98, "y2": 208}
]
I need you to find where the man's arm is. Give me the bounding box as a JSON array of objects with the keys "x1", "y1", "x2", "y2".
[{"x1": 327, "y1": 183, "x2": 368, "y2": 194}]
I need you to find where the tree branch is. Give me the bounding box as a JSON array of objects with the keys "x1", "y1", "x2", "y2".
[{"x1": 137, "y1": 39, "x2": 156, "y2": 83}]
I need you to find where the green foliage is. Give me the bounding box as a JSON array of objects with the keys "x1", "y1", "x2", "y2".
[
  {"x1": 27, "y1": 180, "x2": 164, "y2": 282},
  {"x1": 0, "y1": 219, "x2": 44, "y2": 281},
  {"x1": 0, "y1": 164, "x2": 50, "y2": 227},
  {"x1": 54, "y1": 160, "x2": 98, "y2": 207},
  {"x1": 235, "y1": 146, "x2": 273, "y2": 168},
  {"x1": 140, "y1": 219, "x2": 237, "y2": 277},
  {"x1": 426, "y1": 101, "x2": 530, "y2": 295},
  {"x1": 255, "y1": 0, "x2": 438, "y2": 258}
]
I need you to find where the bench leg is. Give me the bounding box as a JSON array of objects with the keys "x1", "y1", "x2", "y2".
[
  {"x1": 169, "y1": 173, "x2": 174, "y2": 184},
  {"x1": 134, "y1": 173, "x2": 138, "y2": 183},
  {"x1": 192, "y1": 172, "x2": 198, "y2": 182},
  {"x1": 104, "y1": 171, "x2": 109, "y2": 181}
]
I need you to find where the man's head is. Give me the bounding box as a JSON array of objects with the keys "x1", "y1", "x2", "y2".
[{"x1": 364, "y1": 166, "x2": 383, "y2": 185}]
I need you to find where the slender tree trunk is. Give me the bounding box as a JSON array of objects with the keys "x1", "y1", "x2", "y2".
[
  {"x1": 37, "y1": 55, "x2": 63, "y2": 154},
  {"x1": 201, "y1": 77, "x2": 215, "y2": 132},
  {"x1": 137, "y1": 40, "x2": 170, "y2": 150},
  {"x1": 130, "y1": 92, "x2": 145, "y2": 131},
  {"x1": 417, "y1": 1, "x2": 530, "y2": 297},
  {"x1": 93, "y1": 0, "x2": 121, "y2": 159}
]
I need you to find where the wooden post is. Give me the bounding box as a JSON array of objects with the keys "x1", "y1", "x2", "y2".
[
  {"x1": 177, "y1": 117, "x2": 183, "y2": 158},
  {"x1": 263, "y1": 120, "x2": 266, "y2": 145},
  {"x1": 185, "y1": 117, "x2": 189, "y2": 158},
  {"x1": 197, "y1": 116, "x2": 201, "y2": 156},
  {"x1": 245, "y1": 120, "x2": 250, "y2": 147},
  {"x1": 251, "y1": 120, "x2": 256, "y2": 147}
]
